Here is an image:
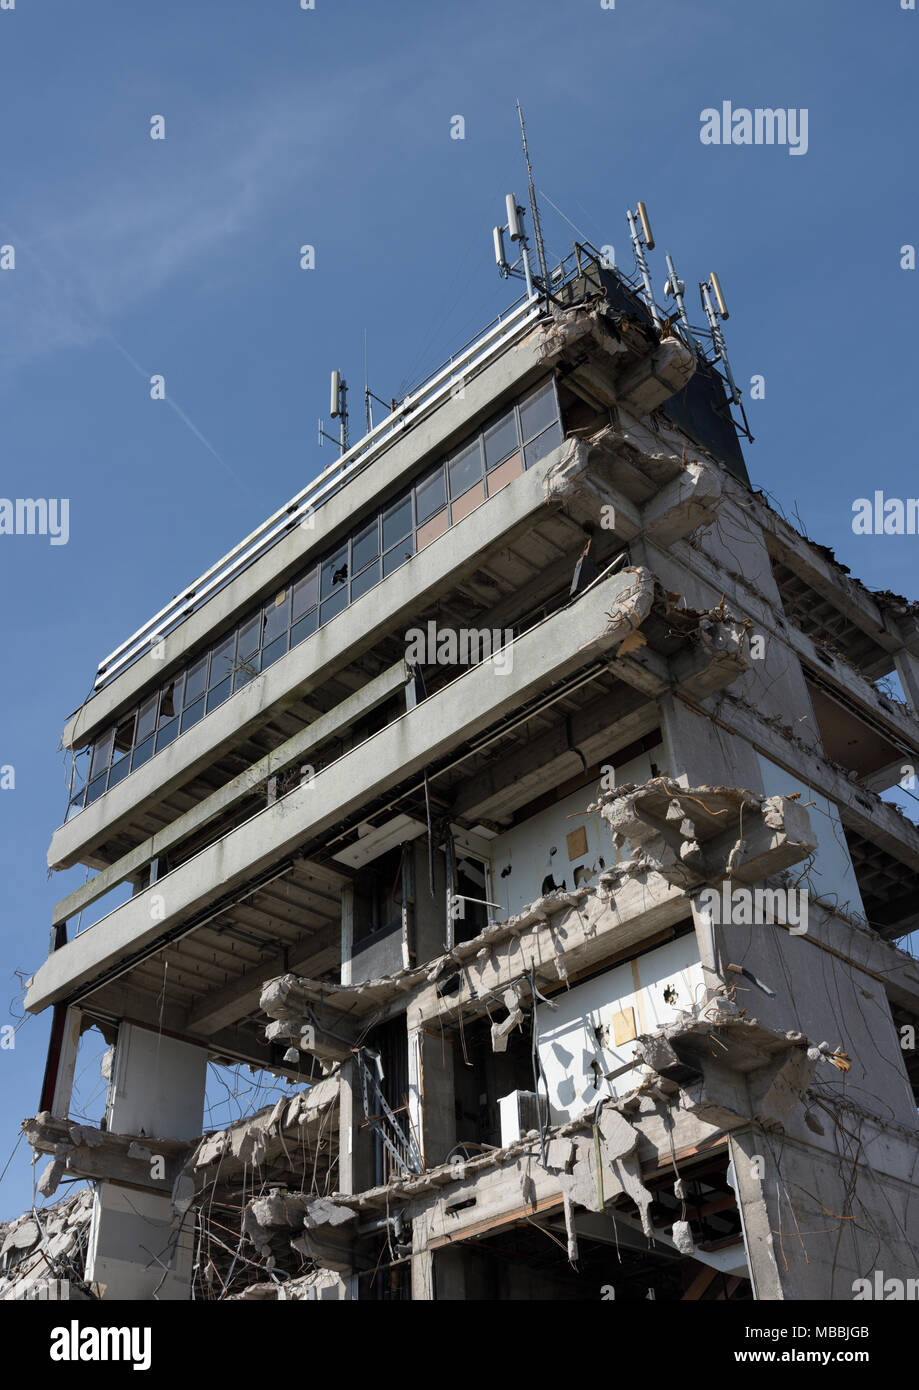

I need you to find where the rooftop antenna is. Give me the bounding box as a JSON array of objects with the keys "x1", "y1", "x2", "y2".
[
  {"x1": 663, "y1": 252, "x2": 700, "y2": 352},
  {"x1": 361, "y1": 331, "x2": 398, "y2": 433},
  {"x1": 515, "y1": 100, "x2": 549, "y2": 291},
  {"x1": 699, "y1": 272, "x2": 741, "y2": 405},
  {"x1": 626, "y1": 201, "x2": 662, "y2": 331},
  {"x1": 318, "y1": 369, "x2": 349, "y2": 454},
  {"x1": 493, "y1": 192, "x2": 535, "y2": 298}
]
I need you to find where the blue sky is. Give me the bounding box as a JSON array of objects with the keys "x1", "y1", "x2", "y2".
[{"x1": 0, "y1": 0, "x2": 916, "y2": 1219}]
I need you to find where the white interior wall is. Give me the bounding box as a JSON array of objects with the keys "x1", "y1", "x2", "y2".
[
  {"x1": 535, "y1": 933, "x2": 703, "y2": 1123},
  {"x1": 489, "y1": 746, "x2": 661, "y2": 919}
]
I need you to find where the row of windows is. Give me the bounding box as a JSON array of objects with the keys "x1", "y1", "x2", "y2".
[{"x1": 66, "y1": 378, "x2": 563, "y2": 820}]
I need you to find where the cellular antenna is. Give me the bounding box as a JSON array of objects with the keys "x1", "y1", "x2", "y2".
[
  {"x1": 318, "y1": 369, "x2": 349, "y2": 454},
  {"x1": 700, "y1": 274, "x2": 740, "y2": 405},
  {"x1": 516, "y1": 100, "x2": 549, "y2": 291},
  {"x1": 491, "y1": 193, "x2": 535, "y2": 298},
  {"x1": 663, "y1": 252, "x2": 699, "y2": 350},
  {"x1": 626, "y1": 201, "x2": 662, "y2": 331}
]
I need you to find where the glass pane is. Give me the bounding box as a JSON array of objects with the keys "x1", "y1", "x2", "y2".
[
  {"x1": 351, "y1": 561, "x2": 379, "y2": 601},
  {"x1": 66, "y1": 791, "x2": 86, "y2": 821},
  {"x1": 263, "y1": 589, "x2": 290, "y2": 645},
  {"x1": 70, "y1": 747, "x2": 91, "y2": 793},
  {"x1": 86, "y1": 772, "x2": 108, "y2": 806},
  {"x1": 113, "y1": 714, "x2": 135, "y2": 755},
  {"x1": 450, "y1": 480, "x2": 485, "y2": 524},
  {"x1": 416, "y1": 509, "x2": 448, "y2": 551},
  {"x1": 351, "y1": 520, "x2": 379, "y2": 573},
  {"x1": 181, "y1": 696, "x2": 206, "y2": 732},
  {"x1": 261, "y1": 632, "x2": 288, "y2": 671},
  {"x1": 233, "y1": 653, "x2": 260, "y2": 690},
  {"x1": 382, "y1": 495, "x2": 412, "y2": 550},
  {"x1": 89, "y1": 729, "x2": 114, "y2": 779},
  {"x1": 447, "y1": 440, "x2": 483, "y2": 498},
  {"x1": 321, "y1": 546, "x2": 349, "y2": 600},
  {"x1": 383, "y1": 540, "x2": 413, "y2": 577},
  {"x1": 319, "y1": 589, "x2": 349, "y2": 626},
  {"x1": 290, "y1": 609, "x2": 318, "y2": 648},
  {"x1": 206, "y1": 678, "x2": 231, "y2": 712},
  {"x1": 238, "y1": 615, "x2": 260, "y2": 661},
  {"x1": 131, "y1": 735, "x2": 155, "y2": 771},
  {"x1": 108, "y1": 755, "x2": 131, "y2": 789},
  {"x1": 209, "y1": 634, "x2": 236, "y2": 688},
  {"x1": 524, "y1": 421, "x2": 562, "y2": 468},
  {"x1": 136, "y1": 694, "x2": 158, "y2": 743},
  {"x1": 484, "y1": 411, "x2": 519, "y2": 469},
  {"x1": 415, "y1": 468, "x2": 446, "y2": 524},
  {"x1": 185, "y1": 657, "x2": 208, "y2": 706},
  {"x1": 292, "y1": 569, "x2": 318, "y2": 620},
  {"x1": 156, "y1": 717, "x2": 179, "y2": 751},
  {"x1": 158, "y1": 676, "x2": 184, "y2": 724},
  {"x1": 518, "y1": 381, "x2": 557, "y2": 442}
]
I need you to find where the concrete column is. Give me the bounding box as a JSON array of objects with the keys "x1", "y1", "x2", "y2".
[
  {"x1": 337, "y1": 1056, "x2": 377, "y2": 1195},
  {"x1": 85, "y1": 1023, "x2": 207, "y2": 1300},
  {"x1": 49, "y1": 1005, "x2": 83, "y2": 1118},
  {"x1": 657, "y1": 693, "x2": 763, "y2": 790},
  {"x1": 340, "y1": 884, "x2": 354, "y2": 985},
  {"x1": 408, "y1": 1026, "x2": 456, "y2": 1170},
  {"x1": 727, "y1": 1129, "x2": 783, "y2": 1301},
  {"x1": 894, "y1": 649, "x2": 919, "y2": 716}
]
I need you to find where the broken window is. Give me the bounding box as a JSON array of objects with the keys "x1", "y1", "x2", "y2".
[
  {"x1": 85, "y1": 728, "x2": 114, "y2": 804},
  {"x1": 107, "y1": 714, "x2": 136, "y2": 788},
  {"x1": 261, "y1": 589, "x2": 290, "y2": 670}
]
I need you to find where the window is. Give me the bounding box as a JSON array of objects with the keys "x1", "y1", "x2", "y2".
[
  {"x1": 415, "y1": 468, "x2": 446, "y2": 524},
  {"x1": 519, "y1": 380, "x2": 557, "y2": 442},
  {"x1": 292, "y1": 569, "x2": 318, "y2": 620},
  {"x1": 89, "y1": 729, "x2": 114, "y2": 781},
  {"x1": 351, "y1": 520, "x2": 379, "y2": 574},
  {"x1": 351, "y1": 562, "x2": 380, "y2": 601},
  {"x1": 484, "y1": 410, "x2": 518, "y2": 470},
  {"x1": 447, "y1": 440, "x2": 483, "y2": 499},
  {"x1": 383, "y1": 535, "x2": 414, "y2": 576},
  {"x1": 136, "y1": 694, "x2": 158, "y2": 742},
  {"x1": 209, "y1": 634, "x2": 236, "y2": 688},
  {"x1": 382, "y1": 495, "x2": 412, "y2": 551},
  {"x1": 184, "y1": 657, "x2": 208, "y2": 707},
  {"x1": 321, "y1": 546, "x2": 349, "y2": 600},
  {"x1": 263, "y1": 589, "x2": 290, "y2": 646}
]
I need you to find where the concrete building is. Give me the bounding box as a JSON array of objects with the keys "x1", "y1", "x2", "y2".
[{"x1": 14, "y1": 235, "x2": 919, "y2": 1301}]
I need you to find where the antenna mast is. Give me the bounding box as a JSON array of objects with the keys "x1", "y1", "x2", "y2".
[{"x1": 516, "y1": 100, "x2": 548, "y2": 291}]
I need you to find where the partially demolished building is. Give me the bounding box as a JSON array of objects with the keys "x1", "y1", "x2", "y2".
[{"x1": 16, "y1": 240, "x2": 919, "y2": 1301}]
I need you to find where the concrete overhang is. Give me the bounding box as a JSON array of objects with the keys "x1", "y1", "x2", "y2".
[{"x1": 27, "y1": 566, "x2": 657, "y2": 1014}]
